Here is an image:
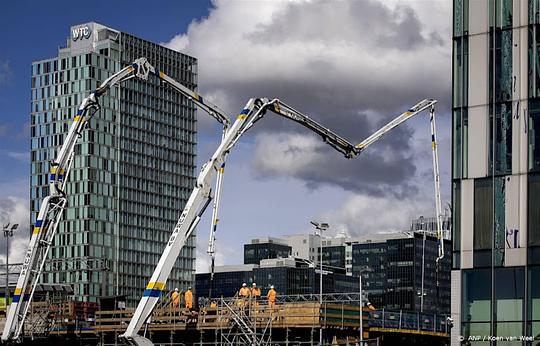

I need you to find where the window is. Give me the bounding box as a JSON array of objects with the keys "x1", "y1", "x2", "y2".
[
  {"x1": 494, "y1": 267, "x2": 524, "y2": 338},
  {"x1": 529, "y1": 174, "x2": 540, "y2": 247},
  {"x1": 474, "y1": 179, "x2": 493, "y2": 267},
  {"x1": 453, "y1": 181, "x2": 461, "y2": 269},
  {"x1": 462, "y1": 269, "x2": 491, "y2": 322},
  {"x1": 474, "y1": 179, "x2": 493, "y2": 250},
  {"x1": 489, "y1": 103, "x2": 512, "y2": 175},
  {"x1": 529, "y1": 100, "x2": 540, "y2": 172},
  {"x1": 453, "y1": 0, "x2": 469, "y2": 37}
]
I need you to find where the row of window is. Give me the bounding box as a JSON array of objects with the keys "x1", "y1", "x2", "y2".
[{"x1": 452, "y1": 173, "x2": 540, "y2": 268}]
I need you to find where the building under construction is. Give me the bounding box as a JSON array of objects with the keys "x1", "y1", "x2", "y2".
[{"x1": 0, "y1": 291, "x2": 450, "y2": 346}]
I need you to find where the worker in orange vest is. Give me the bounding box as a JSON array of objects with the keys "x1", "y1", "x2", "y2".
[
  {"x1": 251, "y1": 283, "x2": 261, "y2": 308},
  {"x1": 267, "y1": 285, "x2": 277, "y2": 308},
  {"x1": 239, "y1": 282, "x2": 250, "y2": 298},
  {"x1": 171, "y1": 288, "x2": 180, "y2": 309},
  {"x1": 184, "y1": 287, "x2": 193, "y2": 310},
  {"x1": 239, "y1": 282, "x2": 250, "y2": 308}
]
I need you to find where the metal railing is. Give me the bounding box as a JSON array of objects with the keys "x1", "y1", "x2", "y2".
[{"x1": 15, "y1": 292, "x2": 450, "y2": 343}]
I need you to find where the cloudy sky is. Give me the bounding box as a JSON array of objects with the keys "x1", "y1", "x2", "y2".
[{"x1": 0, "y1": 0, "x2": 452, "y2": 273}]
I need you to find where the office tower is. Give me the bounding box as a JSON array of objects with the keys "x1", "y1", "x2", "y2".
[
  {"x1": 30, "y1": 22, "x2": 197, "y2": 304},
  {"x1": 453, "y1": 1, "x2": 540, "y2": 343}
]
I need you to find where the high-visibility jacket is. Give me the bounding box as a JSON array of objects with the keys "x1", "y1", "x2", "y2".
[
  {"x1": 185, "y1": 289, "x2": 193, "y2": 308},
  {"x1": 251, "y1": 287, "x2": 261, "y2": 298},
  {"x1": 171, "y1": 291, "x2": 180, "y2": 308},
  {"x1": 267, "y1": 289, "x2": 276, "y2": 302},
  {"x1": 239, "y1": 287, "x2": 250, "y2": 297}
]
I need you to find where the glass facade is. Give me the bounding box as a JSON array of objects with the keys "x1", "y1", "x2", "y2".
[
  {"x1": 243, "y1": 243, "x2": 292, "y2": 265},
  {"x1": 195, "y1": 266, "x2": 359, "y2": 299},
  {"x1": 453, "y1": 0, "x2": 540, "y2": 344},
  {"x1": 321, "y1": 245, "x2": 346, "y2": 270},
  {"x1": 352, "y1": 235, "x2": 451, "y2": 314},
  {"x1": 31, "y1": 23, "x2": 197, "y2": 304}
]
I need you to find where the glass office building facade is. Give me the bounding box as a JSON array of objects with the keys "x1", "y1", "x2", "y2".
[
  {"x1": 352, "y1": 234, "x2": 450, "y2": 314},
  {"x1": 453, "y1": 1, "x2": 540, "y2": 344},
  {"x1": 244, "y1": 242, "x2": 292, "y2": 265},
  {"x1": 196, "y1": 264, "x2": 359, "y2": 299},
  {"x1": 30, "y1": 23, "x2": 197, "y2": 304}
]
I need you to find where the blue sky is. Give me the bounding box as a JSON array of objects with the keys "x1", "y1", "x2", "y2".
[
  {"x1": 0, "y1": 0, "x2": 453, "y2": 271},
  {"x1": 0, "y1": 0, "x2": 212, "y2": 182}
]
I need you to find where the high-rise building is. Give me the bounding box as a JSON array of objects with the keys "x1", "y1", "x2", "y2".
[
  {"x1": 30, "y1": 22, "x2": 197, "y2": 304},
  {"x1": 453, "y1": 1, "x2": 540, "y2": 344}
]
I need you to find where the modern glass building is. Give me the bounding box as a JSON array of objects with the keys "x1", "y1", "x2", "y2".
[
  {"x1": 30, "y1": 22, "x2": 197, "y2": 304},
  {"x1": 244, "y1": 240, "x2": 292, "y2": 265},
  {"x1": 195, "y1": 259, "x2": 359, "y2": 299},
  {"x1": 453, "y1": 1, "x2": 540, "y2": 344},
  {"x1": 352, "y1": 233, "x2": 451, "y2": 314}
]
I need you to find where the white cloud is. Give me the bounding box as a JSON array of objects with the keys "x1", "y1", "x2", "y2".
[
  {"x1": 0, "y1": 196, "x2": 30, "y2": 263},
  {"x1": 0, "y1": 60, "x2": 13, "y2": 87},
  {"x1": 5, "y1": 151, "x2": 29, "y2": 164},
  {"x1": 165, "y1": 0, "x2": 451, "y2": 116},
  {"x1": 252, "y1": 132, "x2": 324, "y2": 177},
  {"x1": 195, "y1": 232, "x2": 237, "y2": 273},
  {"x1": 163, "y1": 0, "x2": 451, "y2": 194},
  {"x1": 161, "y1": 0, "x2": 453, "y2": 263},
  {"x1": 320, "y1": 194, "x2": 432, "y2": 236}
]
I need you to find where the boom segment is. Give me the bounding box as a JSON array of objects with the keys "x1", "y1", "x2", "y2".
[
  {"x1": 120, "y1": 97, "x2": 443, "y2": 346},
  {"x1": 1, "y1": 57, "x2": 230, "y2": 343}
]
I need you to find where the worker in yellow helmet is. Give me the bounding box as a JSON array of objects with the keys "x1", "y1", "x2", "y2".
[
  {"x1": 171, "y1": 288, "x2": 180, "y2": 310},
  {"x1": 184, "y1": 287, "x2": 193, "y2": 310},
  {"x1": 239, "y1": 283, "x2": 250, "y2": 298},
  {"x1": 239, "y1": 282, "x2": 250, "y2": 308},
  {"x1": 267, "y1": 285, "x2": 277, "y2": 308},
  {"x1": 251, "y1": 283, "x2": 261, "y2": 308}
]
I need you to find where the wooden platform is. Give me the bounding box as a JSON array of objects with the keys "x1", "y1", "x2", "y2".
[{"x1": 41, "y1": 301, "x2": 365, "y2": 336}]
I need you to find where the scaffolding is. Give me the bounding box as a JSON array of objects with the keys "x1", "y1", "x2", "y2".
[{"x1": 11, "y1": 292, "x2": 447, "y2": 345}]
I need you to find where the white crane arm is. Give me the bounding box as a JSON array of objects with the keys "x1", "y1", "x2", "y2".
[
  {"x1": 1, "y1": 57, "x2": 154, "y2": 342},
  {"x1": 119, "y1": 99, "x2": 263, "y2": 346},
  {"x1": 355, "y1": 99, "x2": 437, "y2": 153},
  {"x1": 2, "y1": 57, "x2": 228, "y2": 343},
  {"x1": 261, "y1": 99, "x2": 359, "y2": 158},
  {"x1": 430, "y1": 106, "x2": 445, "y2": 262}
]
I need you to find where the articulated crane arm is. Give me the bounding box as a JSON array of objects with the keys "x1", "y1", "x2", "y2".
[
  {"x1": 1, "y1": 57, "x2": 154, "y2": 342},
  {"x1": 354, "y1": 98, "x2": 444, "y2": 261},
  {"x1": 357, "y1": 99, "x2": 444, "y2": 259},
  {"x1": 120, "y1": 97, "x2": 443, "y2": 346},
  {"x1": 119, "y1": 97, "x2": 361, "y2": 346},
  {"x1": 2, "y1": 57, "x2": 230, "y2": 343}
]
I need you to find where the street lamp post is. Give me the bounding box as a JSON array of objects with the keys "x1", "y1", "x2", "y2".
[
  {"x1": 3, "y1": 223, "x2": 18, "y2": 308},
  {"x1": 310, "y1": 221, "x2": 329, "y2": 346}
]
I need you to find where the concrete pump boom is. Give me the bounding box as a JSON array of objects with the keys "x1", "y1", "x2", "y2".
[
  {"x1": 1, "y1": 57, "x2": 230, "y2": 343},
  {"x1": 120, "y1": 97, "x2": 442, "y2": 346},
  {"x1": 1, "y1": 51, "x2": 442, "y2": 345}
]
